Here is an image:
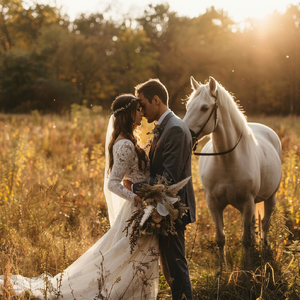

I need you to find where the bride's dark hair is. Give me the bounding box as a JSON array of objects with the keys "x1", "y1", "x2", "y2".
[{"x1": 108, "y1": 94, "x2": 148, "y2": 172}]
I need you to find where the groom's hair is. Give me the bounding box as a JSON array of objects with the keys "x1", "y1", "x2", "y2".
[{"x1": 135, "y1": 78, "x2": 169, "y2": 106}]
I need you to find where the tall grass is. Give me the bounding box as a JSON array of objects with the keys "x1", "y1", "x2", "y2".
[
  {"x1": 0, "y1": 107, "x2": 109, "y2": 279},
  {"x1": 0, "y1": 109, "x2": 300, "y2": 299}
]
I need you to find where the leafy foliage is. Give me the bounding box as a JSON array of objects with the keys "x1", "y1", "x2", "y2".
[{"x1": 0, "y1": 1, "x2": 300, "y2": 114}]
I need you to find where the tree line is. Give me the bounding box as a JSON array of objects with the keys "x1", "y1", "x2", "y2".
[{"x1": 0, "y1": 0, "x2": 300, "y2": 115}]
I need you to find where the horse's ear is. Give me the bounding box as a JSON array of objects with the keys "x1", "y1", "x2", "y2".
[
  {"x1": 209, "y1": 76, "x2": 217, "y2": 94},
  {"x1": 190, "y1": 76, "x2": 200, "y2": 90}
]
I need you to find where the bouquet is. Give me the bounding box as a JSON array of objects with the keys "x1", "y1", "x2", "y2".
[{"x1": 123, "y1": 174, "x2": 190, "y2": 253}]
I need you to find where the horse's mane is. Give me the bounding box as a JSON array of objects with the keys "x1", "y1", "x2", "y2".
[
  {"x1": 218, "y1": 82, "x2": 246, "y2": 118},
  {"x1": 185, "y1": 79, "x2": 252, "y2": 135},
  {"x1": 209, "y1": 81, "x2": 255, "y2": 138}
]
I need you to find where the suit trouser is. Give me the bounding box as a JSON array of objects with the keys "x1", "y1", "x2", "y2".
[{"x1": 159, "y1": 225, "x2": 192, "y2": 300}]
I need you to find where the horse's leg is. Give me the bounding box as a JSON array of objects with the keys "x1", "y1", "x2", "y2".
[
  {"x1": 241, "y1": 199, "x2": 256, "y2": 268},
  {"x1": 241, "y1": 199, "x2": 256, "y2": 248},
  {"x1": 262, "y1": 193, "x2": 277, "y2": 247},
  {"x1": 207, "y1": 197, "x2": 226, "y2": 268}
]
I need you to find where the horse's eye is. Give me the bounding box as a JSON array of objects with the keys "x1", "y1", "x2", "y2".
[{"x1": 201, "y1": 106, "x2": 209, "y2": 112}]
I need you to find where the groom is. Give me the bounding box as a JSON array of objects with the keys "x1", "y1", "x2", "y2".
[{"x1": 134, "y1": 78, "x2": 196, "y2": 300}]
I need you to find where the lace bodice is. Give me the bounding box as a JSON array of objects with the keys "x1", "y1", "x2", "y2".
[{"x1": 107, "y1": 139, "x2": 149, "y2": 202}]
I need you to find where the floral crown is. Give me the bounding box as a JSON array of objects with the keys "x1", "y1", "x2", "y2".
[{"x1": 113, "y1": 97, "x2": 139, "y2": 115}]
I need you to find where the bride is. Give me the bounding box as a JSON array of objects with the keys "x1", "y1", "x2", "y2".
[{"x1": 1, "y1": 94, "x2": 159, "y2": 299}]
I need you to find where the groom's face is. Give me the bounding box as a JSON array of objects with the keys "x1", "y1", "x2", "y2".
[{"x1": 138, "y1": 93, "x2": 159, "y2": 123}]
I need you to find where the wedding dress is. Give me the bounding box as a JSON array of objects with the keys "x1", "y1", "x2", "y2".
[{"x1": 0, "y1": 139, "x2": 159, "y2": 299}]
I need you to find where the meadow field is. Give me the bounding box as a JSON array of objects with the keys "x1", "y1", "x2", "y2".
[{"x1": 0, "y1": 106, "x2": 300, "y2": 299}]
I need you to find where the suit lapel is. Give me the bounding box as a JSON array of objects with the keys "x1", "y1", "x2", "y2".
[
  {"x1": 159, "y1": 111, "x2": 173, "y2": 129},
  {"x1": 149, "y1": 111, "x2": 174, "y2": 162}
]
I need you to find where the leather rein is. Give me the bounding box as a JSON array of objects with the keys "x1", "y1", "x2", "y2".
[{"x1": 191, "y1": 91, "x2": 243, "y2": 156}]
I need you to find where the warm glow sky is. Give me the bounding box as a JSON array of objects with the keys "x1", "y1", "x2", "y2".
[{"x1": 27, "y1": 0, "x2": 299, "y2": 22}]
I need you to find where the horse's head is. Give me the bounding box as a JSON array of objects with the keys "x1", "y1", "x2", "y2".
[{"x1": 183, "y1": 76, "x2": 219, "y2": 142}]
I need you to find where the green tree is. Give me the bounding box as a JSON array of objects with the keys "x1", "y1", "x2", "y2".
[
  {"x1": 271, "y1": 5, "x2": 300, "y2": 114},
  {"x1": 233, "y1": 5, "x2": 300, "y2": 115},
  {"x1": 111, "y1": 22, "x2": 159, "y2": 94},
  {"x1": 61, "y1": 13, "x2": 159, "y2": 108},
  {"x1": 138, "y1": 5, "x2": 236, "y2": 112},
  {"x1": 0, "y1": 0, "x2": 63, "y2": 52},
  {"x1": 0, "y1": 50, "x2": 81, "y2": 112},
  {"x1": 0, "y1": 0, "x2": 23, "y2": 51}
]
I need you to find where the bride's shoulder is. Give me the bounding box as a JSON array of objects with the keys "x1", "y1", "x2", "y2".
[
  {"x1": 113, "y1": 139, "x2": 135, "y2": 151},
  {"x1": 113, "y1": 139, "x2": 136, "y2": 162}
]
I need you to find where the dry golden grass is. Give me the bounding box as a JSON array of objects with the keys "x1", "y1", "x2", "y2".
[{"x1": 0, "y1": 109, "x2": 300, "y2": 299}]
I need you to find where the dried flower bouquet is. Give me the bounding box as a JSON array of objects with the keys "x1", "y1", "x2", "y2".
[{"x1": 123, "y1": 174, "x2": 190, "y2": 253}]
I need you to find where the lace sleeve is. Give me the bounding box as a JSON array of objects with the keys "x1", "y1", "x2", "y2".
[{"x1": 107, "y1": 140, "x2": 137, "y2": 202}]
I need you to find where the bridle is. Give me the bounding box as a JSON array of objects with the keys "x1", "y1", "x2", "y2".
[{"x1": 190, "y1": 90, "x2": 243, "y2": 156}]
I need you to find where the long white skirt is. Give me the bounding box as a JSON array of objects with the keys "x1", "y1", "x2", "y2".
[{"x1": 0, "y1": 201, "x2": 159, "y2": 300}]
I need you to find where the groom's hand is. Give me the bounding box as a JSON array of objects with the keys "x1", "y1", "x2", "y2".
[{"x1": 123, "y1": 179, "x2": 133, "y2": 191}]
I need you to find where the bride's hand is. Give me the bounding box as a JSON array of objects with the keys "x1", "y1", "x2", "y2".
[
  {"x1": 134, "y1": 195, "x2": 142, "y2": 207},
  {"x1": 123, "y1": 179, "x2": 133, "y2": 191}
]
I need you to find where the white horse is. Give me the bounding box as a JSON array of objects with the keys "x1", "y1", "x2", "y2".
[{"x1": 183, "y1": 76, "x2": 282, "y2": 260}]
